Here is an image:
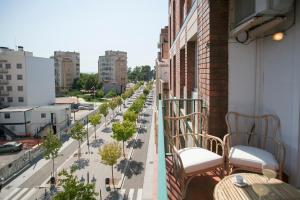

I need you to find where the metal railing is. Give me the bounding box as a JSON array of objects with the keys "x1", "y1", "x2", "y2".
[
  {"x1": 0, "y1": 80, "x2": 9, "y2": 85},
  {"x1": 0, "y1": 90, "x2": 9, "y2": 96},
  {"x1": 0, "y1": 68, "x2": 8, "y2": 73}
]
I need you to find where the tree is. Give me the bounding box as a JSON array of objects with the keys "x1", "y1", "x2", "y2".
[
  {"x1": 106, "y1": 89, "x2": 117, "y2": 98},
  {"x1": 98, "y1": 142, "x2": 121, "y2": 189},
  {"x1": 99, "y1": 103, "x2": 109, "y2": 127},
  {"x1": 109, "y1": 98, "x2": 118, "y2": 118},
  {"x1": 112, "y1": 120, "x2": 136, "y2": 158},
  {"x1": 53, "y1": 169, "x2": 97, "y2": 200},
  {"x1": 143, "y1": 88, "x2": 150, "y2": 96},
  {"x1": 89, "y1": 113, "x2": 101, "y2": 139},
  {"x1": 123, "y1": 111, "x2": 137, "y2": 123},
  {"x1": 42, "y1": 130, "x2": 62, "y2": 178},
  {"x1": 96, "y1": 89, "x2": 104, "y2": 98},
  {"x1": 70, "y1": 122, "x2": 87, "y2": 160},
  {"x1": 115, "y1": 96, "x2": 123, "y2": 112}
]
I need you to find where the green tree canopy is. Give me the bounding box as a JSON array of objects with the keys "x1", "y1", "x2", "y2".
[
  {"x1": 123, "y1": 111, "x2": 137, "y2": 122},
  {"x1": 99, "y1": 102, "x2": 109, "y2": 126},
  {"x1": 42, "y1": 130, "x2": 62, "y2": 176},
  {"x1": 53, "y1": 169, "x2": 97, "y2": 200},
  {"x1": 98, "y1": 142, "x2": 121, "y2": 189},
  {"x1": 112, "y1": 120, "x2": 136, "y2": 157},
  {"x1": 89, "y1": 113, "x2": 101, "y2": 139},
  {"x1": 70, "y1": 122, "x2": 87, "y2": 159}
]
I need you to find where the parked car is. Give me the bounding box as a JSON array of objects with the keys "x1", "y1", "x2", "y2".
[{"x1": 0, "y1": 142, "x2": 23, "y2": 153}]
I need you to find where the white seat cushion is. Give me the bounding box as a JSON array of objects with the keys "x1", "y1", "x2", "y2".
[
  {"x1": 177, "y1": 147, "x2": 223, "y2": 174},
  {"x1": 229, "y1": 145, "x2": 279, "y2": 171}
]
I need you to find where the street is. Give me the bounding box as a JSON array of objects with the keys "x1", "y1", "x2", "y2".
[{"x1": 0, "y1": 87, "x2": 155, "y2": 200}]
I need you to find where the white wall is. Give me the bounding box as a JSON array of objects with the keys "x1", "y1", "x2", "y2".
[
  {"x1": 26, "y1": 57, "x2": 55, "y2": 106},
  {"x1": 229, "y1": 3, "x2": 300, "y2": 186}
]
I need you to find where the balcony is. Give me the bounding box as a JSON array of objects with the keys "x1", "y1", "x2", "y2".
[
  {"x1": 0, "y1": 90, "x2": 9, "y2": 96},
  {"x1": 157, "y1": 99, "x2": 220, "y2": 200},
  {"x1": 0, "y1": 80, "x2": 9, "y2": 85},
  {"x1": 0, "y1": 68, "x2": 9, "y2": 73}
]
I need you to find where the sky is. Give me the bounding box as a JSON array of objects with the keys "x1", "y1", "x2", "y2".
[{"x1": 0, "y1": 0, "x2": 168, "y2": 73}]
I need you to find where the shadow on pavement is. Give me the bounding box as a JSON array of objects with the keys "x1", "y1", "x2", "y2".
[
  {"x1": 116, "y1": 159, "x2": 144, "y2": 179},
  {"x1": 102, "y1": 127, "x2": 112, "y2": 133},
  {"x1": 137, "y1": 127, "x2": 147, "y2": 134},
  {"x1": 90, "y1": 138, "x2": 104, "y2": 148},
  {"x1": 72, "y1": 158, "x2": 90, "y2": 170},
  {"x1": 105, "y1": 191, "x2": 119, "y2": 200},
  {"x1": 126, "y1": 138, "x2": 144, "y2": 149}
]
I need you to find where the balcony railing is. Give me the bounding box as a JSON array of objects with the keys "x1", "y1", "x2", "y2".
[
  {"x1": 0, "y1": 90, "x2": 9, "y2": 96},
  {"x1": 0, "y1": 80, "x2": 9, "y2": 85},
  {"x1": 157, "y1": 99, "x2": 206, "y2": 199},
  {"x1": 0, "y1": 68, "x2": 8, "y2": 73}
]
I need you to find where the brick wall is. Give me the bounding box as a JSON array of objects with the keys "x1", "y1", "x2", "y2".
[{"x1": 197, "y1": 0, "x2": 228, "y2": 138}]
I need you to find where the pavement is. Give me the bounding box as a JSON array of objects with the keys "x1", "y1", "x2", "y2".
[{"x1": 0, "y1": 87, "x2": 156, "y2": 200}]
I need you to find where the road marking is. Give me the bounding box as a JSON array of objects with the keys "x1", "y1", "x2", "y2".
[
  {"x1": 20, "y1": 188, "x2": 38, "y2": 200},
  {"x1": 136, "y1": 188, "x2": 143, "y2": 200},
  {"x1": 118, "y1": 189, "x2": 126, "y2": 200},
  {"x1": 2, "y1": 188, "x2": 20, "y2": 200},
  {"x1": 128, "y1": 189, "x2": 134, "y2": 200},
  {"x1": 11, "y1": 188, "x2": 29, "y2": 200}
]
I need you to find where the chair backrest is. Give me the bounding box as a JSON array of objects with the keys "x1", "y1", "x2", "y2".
[
  {"x1": 226, "y1": 112, "x2": 281, "y2": 151},
  {"x1": 164, "y1": 112, "x2": 208, "y2": 151}
]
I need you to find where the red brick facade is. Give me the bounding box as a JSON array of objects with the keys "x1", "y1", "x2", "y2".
[{"x1": 168, "y1": 0, "x2": 228, "y2": 138}]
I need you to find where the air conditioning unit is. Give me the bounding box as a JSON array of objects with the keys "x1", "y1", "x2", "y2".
[
  {"x1": 231, "y1": 0, "x2": 294, "y2": 40},
  {"x1": 234, "y1": 0, "x2": 294, "y2": 28}
]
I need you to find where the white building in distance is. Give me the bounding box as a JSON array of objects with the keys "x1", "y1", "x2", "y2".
[
  {"x1": 0, "y1": 46, "x2": 55, "y2": 108},
  {"x1": 98, "y1": 51, "x2": 127, "y2": 94}
]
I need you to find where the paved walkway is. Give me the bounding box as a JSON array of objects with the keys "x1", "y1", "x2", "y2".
[{"x1": 0, "y1": 89, "x2": 145, "y2": 200}]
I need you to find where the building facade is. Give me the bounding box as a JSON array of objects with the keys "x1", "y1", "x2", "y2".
[
  {"x1": 0, "y1": 46, "x2": 55, "y2": 108},
  {"x1": 98, "y1": 51, "x2": 127, "y2": 94},
  {"x1": 167, "y1": 0, "x2": 300, "y2": 187},
  {"x1": 156, "y1": 26, "x2": 170, "y2": 101},
  {"x1": 53, "y1": 51, "x2": 80, "y2": 93}
]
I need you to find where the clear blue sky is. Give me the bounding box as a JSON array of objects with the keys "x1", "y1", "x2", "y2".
[{"x1": 0, "y1": 0, "x2": 168, "y2": 73}]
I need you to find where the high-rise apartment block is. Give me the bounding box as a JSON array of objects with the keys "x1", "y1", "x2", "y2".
[
  {"x1": 53, "y1": 51, "x2": 80, "y2": 93},
  {"x1": 0, "y1": 46, "x2": 55, "y2": 108},
  {"x1": 98, "y1": 51, "x2": 127, "y2": 94}
]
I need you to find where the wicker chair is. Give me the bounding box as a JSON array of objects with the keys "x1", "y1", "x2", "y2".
[
  {"x1": 165, "y1": 112, "x2": 225, "y2": 199},
  {"x1": 224, "y1": 112, "x2": 285, "y2": 179}
]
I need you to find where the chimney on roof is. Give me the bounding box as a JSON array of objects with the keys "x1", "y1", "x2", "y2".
[{"x1": 18, "y1": 46, "x2": 24, "y2": 51}]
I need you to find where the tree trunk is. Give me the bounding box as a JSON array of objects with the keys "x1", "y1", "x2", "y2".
[
  {"x1": 122, "y1": 141, "x2": 125, "y2": 158},
  {"x1": 111, "y1": 165, "x2": 115, "y2": 190},
  {"x1": 78, "y1": 141, "x2": 81, "y2": 160},
  {"x1": 94, "y1": 126, "x2": 96, "y2": 139},
  {"x1": 52, "y1": 158, "x2": 55, "y2": 177}
]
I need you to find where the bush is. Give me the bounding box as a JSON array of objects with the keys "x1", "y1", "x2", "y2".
[
  {"x1": 123, "y1": 111, "x2": 137, "y2": 122},
  {"x1": 106, "y1": 90, "x2": 117, "y2": 98},
  {"x1": 96, "y1": 89, "x2": 105, "y2": 98},
  {"x1": 82, "y1": 94, "x2": 92, "y2": 102}
]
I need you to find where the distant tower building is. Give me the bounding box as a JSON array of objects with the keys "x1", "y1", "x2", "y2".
[
  {"x1": 98, "y1": 51, "x2": 127, "y2": 94},
  {"x1": 0, "y1": 46, "x2": 55, "y2": 107},
  {"x1": 53, "y1": 51, "x2": 80, "y2": 93}
]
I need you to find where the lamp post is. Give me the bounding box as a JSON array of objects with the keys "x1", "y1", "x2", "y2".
[{"x1": 86, "y1": 115, "x2": 90, "y2": 153}]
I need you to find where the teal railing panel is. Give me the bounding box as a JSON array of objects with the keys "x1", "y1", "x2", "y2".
[{"x1": 158, "y1": 100, "x2": 168, "y2": 200}]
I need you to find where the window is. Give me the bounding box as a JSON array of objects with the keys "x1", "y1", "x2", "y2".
[
  {"x1": 4, "y1": 113, "x2": 10, "y2": 119},
  {"x1": 18, "y1": 86, "x2": 23, "y2": 91},
  {"x1": 0, "y1": 75, "x2": 3, "y2": 79},
  {"x1": 6, "y1": 74, "x2": 11, "y2": 80},
  {"x1": 0, "y1": 86, "x2": 3, "y2": 90},
  {"x1": 5, "y1": 64, "x2": 11, "y2": 69},
  {"x1": 18, "y1": 97, "x2": 24, "y2": 102},
  {"x1": 0, "y1": 63, "x2": 2, "y2": 68},
  {"x1": 41, "y1": 113, "x2": 46, "y2": 118},
  {"x1": 7, "y1": 97, "x2": 13, "y2": 102},
  {"x1": 7, "y1": 86, "x2": 12, "y2": 92},
  {"x1": 0, "y1": 97, "x2": 4, "y2": 102},
  {"x1": 16, "y1": 64, "x2": 22, "y2": 69},
  {"x1": 17, "y1": 75, "x2": 23, "y2": 80}
]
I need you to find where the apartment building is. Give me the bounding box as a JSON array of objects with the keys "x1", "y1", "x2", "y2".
[
  {"x1": 156, "y1": 26, "x2": 170, "y2": 101},
  {"x1": 53, "y1": 51, "x2": 80, "y2": 93},
  {"x1": 0, "y1": 46, "x2": 55, "y2": 108},
  {"x1": 98, "y1": 50, "x2": 127, "y2": 94},
  {"x1": 165, "y1": 0, "x2": 300, "y2": 189}
]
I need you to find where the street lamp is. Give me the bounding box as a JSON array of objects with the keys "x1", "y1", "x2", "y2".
[{"x1": 86, "y1": 115, "x2": 90, "y2": 153}]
